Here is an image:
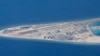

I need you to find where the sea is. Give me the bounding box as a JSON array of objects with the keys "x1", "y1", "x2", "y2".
[
  {"x1": 0, "y1": 0, "x2": 100, "y2": 56},
  {"x1": 90, "y1": 22, "x2": 100, "y2": 36}
]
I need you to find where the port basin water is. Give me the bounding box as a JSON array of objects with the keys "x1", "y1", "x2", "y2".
[{"x1": 89, "y1": 22, "x2": 100, "y2": 36}]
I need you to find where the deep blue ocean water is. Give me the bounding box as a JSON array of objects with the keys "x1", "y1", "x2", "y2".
[{"x1": 0, "y1": 0, "x2": 100, "y2": 56}]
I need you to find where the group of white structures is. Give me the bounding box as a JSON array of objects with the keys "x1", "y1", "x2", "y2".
[{"x1": 0, "y1": 18, "x2": 100, "y2": 44}]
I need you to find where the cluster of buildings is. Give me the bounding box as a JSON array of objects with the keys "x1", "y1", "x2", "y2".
[{"x1": 0, "y1": 18, "x2": 100, "y2": 43}]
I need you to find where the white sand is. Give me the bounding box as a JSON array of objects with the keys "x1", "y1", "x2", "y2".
[{"x1": 0, "y1": 18, "x2": 100, "y2": 44}]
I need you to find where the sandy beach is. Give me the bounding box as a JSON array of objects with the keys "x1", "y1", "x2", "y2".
[{"x1": 0, "y1": 18, "x2": 100, "y2": 44}]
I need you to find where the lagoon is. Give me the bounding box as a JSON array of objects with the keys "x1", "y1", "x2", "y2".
[{"x1": 90, "y1": 22, "x2": 100, "y2": 36}]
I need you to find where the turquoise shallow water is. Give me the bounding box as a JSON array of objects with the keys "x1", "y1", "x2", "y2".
[
  {"x1": 90, "y1": 22, "x2": 100, "y2": 26},
  {"x1": 90, "y1": 22, "x2": 100, "y2": 36},
  {"x1": 0, "y1": 0, "x2": 100, "y2": 56}
]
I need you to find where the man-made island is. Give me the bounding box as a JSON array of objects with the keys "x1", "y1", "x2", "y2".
[{"x1": 0, "y1": 18, "x2": 100, "y2": 44}]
